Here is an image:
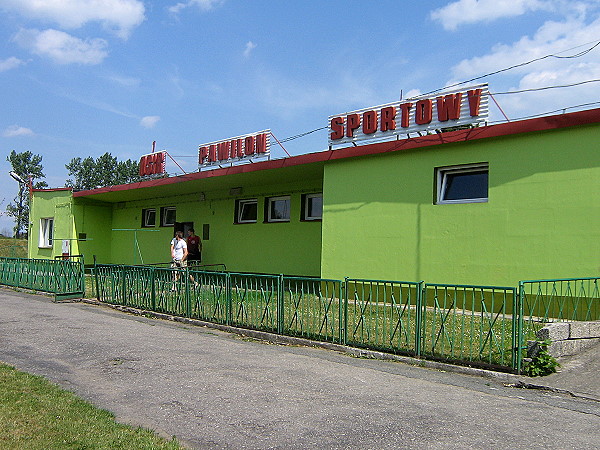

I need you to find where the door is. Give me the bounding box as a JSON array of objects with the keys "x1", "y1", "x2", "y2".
[{"x1": 174, "y1": 222, "x2": 194, "y2": 237}]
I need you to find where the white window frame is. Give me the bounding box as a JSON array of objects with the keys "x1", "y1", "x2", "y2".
[
  {"x1": 236, "y1": 199, "x2": 258, "y2": 224},
  {"x1": 161, "y1": 206, "x2": 176, "y2": 227},
  {"x1": 39, "y1": 217, "x2": 54, "y2": 248},
  {"x1": 436, "y1": 163, "x2": 489, "y2": 205},
  {"x1": 304, "y1": 193, "x2": 323, "y2": 220},
  {"x1": 143, "y1": 208, "x2": 156, "y2": 227},
  {"x1": 267, "y1": 196, "x2": 291, "y2": 222}
]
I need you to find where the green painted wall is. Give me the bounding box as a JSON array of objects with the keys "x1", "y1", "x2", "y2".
[
  {"x1": 321, "y1": 123, "x2": 600, "y2": 285},
  {"x1": 108, "y1": 178, "x2": 323, "y2": 276},
  {"x1": 28, "y1": 190, "x2": 75, "y2": 260},
  {"x1": 72, "y1": 201, "x2": 113, "y2": 265}
]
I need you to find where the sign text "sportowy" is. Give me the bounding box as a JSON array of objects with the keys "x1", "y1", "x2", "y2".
[{"x1": 329, "y1": 84, "x2": 488, "y2": 145}]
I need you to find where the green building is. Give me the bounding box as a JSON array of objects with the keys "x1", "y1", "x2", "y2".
[{"x1": 29, "y1": 108, "x2": 600, "y2": 285}]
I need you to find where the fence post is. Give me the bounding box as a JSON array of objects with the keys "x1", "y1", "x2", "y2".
[
  {"x1": 226, "y1": 272, "x2": 232, "y2": 326},
  {"x1": 415, "y1": 281, "x2": 425, "y2": 357},
  {"x1": 277, "y1": 274, "x2": 284, "y2": 335},
  {"x1": 343, "y1": 277, "x2": 349, "y2": 345},
  {"x1": 185, "y1": 267, "x2": 191, "y2": 318},
  {"x1": 93, "y1": 256, "x2": 100, "y2": 301},
  {"x1": 151, "y1": 268, "x2": 156, "y2": 311},
  {"x1": 515, "y1": 282, "x2": 525, "y2": 374},
  {"x1": 121, "y1": 265, "x2": 126, "y2": 306},
  {"x1": 79, "y1": 257, "x2": 85, "y2": 295}
]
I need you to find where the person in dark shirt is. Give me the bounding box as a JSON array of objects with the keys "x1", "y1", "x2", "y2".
[{"x1": 186, "y1": 228, "x2": 202, "y2": 265}]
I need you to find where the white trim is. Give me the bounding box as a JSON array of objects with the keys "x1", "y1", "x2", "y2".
[
  {"x1": 436, "y1": 163, "x2": 489, "y2": 205},
  {"x1": 38, "y1": 217, "x2": 54, "y2": 248},
  {"x1": 143, "y1": 208, "x2": 156, "y2": 227},
  {"x1": 237, "y1": 199, "x2": 258, "y2": 224},
  {"x1": 304, "y1": 193, "x2": 323, "y2": 220},
  {"x1": 161, "y1": 206, "x2": 176, "y2": 227},
  {"x1": 267, "y1": 196, "x2": 290, "y2": 222}
]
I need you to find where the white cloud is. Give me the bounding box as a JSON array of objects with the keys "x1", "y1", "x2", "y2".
[
  {"x1": 3, "y1": 125, "x2": 34, "y2": 137},
  {"x1": 169, "y1": 0, "x2": 225, "y2": 14},
  {"x1": 14, "y1": 28, "x2": 108, "y2": 65},
  {"x1": 431, "y1": 0, "x2": 558, "y2": 30},
  {"x1": 243, "y1": 41, "x2": 257, "y2": 58},
  {"x1": 451, "y1": 16, "x2": 600, "y2": 79},
  {"x1": 106, "y1": 74, "x2": 141, "y2": 87},
  {"x1": 140, "y1": 116, "x2": 160, "y2": 128},
  {"x1": 1, "y1": 0, "x2": 145, "y2": 39},
  {"x1": 447, "y1": 14, "x2": 600, "y2": 118},
  {"x1": 0, "y1": 57, "x2": 25, "y2": 72}
]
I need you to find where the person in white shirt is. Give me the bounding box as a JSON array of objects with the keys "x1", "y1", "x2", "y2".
[{"x1": 170, "y1": 231, "x2": 188, "y2": 267}]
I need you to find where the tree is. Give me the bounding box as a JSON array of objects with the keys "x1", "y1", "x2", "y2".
[
  {"x1": 6, "y1": 150, "x2": 48, "y2": 239},
  {"x1": 65, "y1": 152, "x2": 142, "y2": 190}
]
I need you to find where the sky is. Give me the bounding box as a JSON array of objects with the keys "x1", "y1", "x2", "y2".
[{"x1": 1, "y1": 0, "x2": 600, "y2": 234}]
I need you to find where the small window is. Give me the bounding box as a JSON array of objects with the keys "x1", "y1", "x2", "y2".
[
  {"x1": 160, "y1": 206, "x2": 176, "y2": 227},
  {"x1": 39, "y1": 218, "x2": 54, "y2": 248},
  {"x1": 236, "y1": 199, "x2": 257, "y2": 223},
  {"x1": 302, "y1": 193, "x2": 323, "y2": 221},
  {"x1": 266, "y1": 196, "x2": 290, "y2": 222},
  {"x1": 142, "y1": 208, "x2": 156, "y2": 227},
  {"x1": 436, "y1": 163, "x2": 488, "y2": 204}
]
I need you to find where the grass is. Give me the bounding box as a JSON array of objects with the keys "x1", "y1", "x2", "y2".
[
  {"x1": 95, "y1": 269, "x2": 519, "y2": 368},
  {"x1": 84, "y1": 274, "x2": 97, "y2": 298},
  {"x1": 0, "y1": 237, "x2": 27, "y2": 258},
  {"x1": 0, "y1": 362, "x2": 183, "y2": 449}
]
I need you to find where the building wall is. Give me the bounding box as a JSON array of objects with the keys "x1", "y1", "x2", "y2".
[
  {"x1": 73, "y1": 201, "x2": 113, "y2": 265},
  {"x1": 107, "y1": 178, "x2": 323, "y2": 275},
  {"x1": 28, "y1": 190, "x2": 75, "y2": 260},
  {"x1": 321, "y1": 123, "x2": 600, "y2": 285}
]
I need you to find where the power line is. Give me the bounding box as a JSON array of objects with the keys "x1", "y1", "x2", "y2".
[
  {"x1": 491, "y1": 78, "x2": 600, "y2": 95},
  {"x1": 172, "y1": 38, "x2": 600, "y2": 160},
  {"x1": 418, "y1": 38, "x2": 600, "y2": 97},
  {"x1": 487, "y1": 101, "x2": 600, "y2": 125}
]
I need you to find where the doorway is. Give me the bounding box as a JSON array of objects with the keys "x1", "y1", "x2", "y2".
[{"x1": 174, "y1": 222, "x2": 194, "y2": 237}]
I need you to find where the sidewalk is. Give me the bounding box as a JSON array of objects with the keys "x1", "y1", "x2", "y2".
[{"x1": 526, "y1": 342, "x2": 600, "y2": 400}]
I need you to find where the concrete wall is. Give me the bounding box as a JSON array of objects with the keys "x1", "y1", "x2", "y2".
[{"x1": 534, "y1": 321, "x2": 600, "y2": 357}]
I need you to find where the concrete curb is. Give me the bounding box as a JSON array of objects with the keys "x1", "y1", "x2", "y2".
[
  {"x1": 78, "y1": 298, "x2": 598, "y2": 402},
  {"x1": 81, "y1": 299, "x2": 520, "y2": 378}
]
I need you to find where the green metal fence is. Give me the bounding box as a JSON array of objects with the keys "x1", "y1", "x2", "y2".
[
  {"x1": 0, "y1": 256, "x2": 85, "y2": 299},
  {"x1": 516, "y1": 277, "x2": 600, "y2": 372},
  {"x1": 421, "y1": 284, "x2": 517, "y2": 369},
  {"x1": 5, "y1": 258, "x2": 597, "y2": 374},
  {"x1": 282, "y1": 277, "x2": 343, "y2": 342},
  {"x1": 91, "y1": 265, "x2": 525, "y2": 371},
  {"x1": 345, "y1": 279, "x2": 423, "y2": 355}
]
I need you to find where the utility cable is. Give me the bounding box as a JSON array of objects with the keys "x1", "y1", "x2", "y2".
[
  {"x1": 417, "y1": 38, "x2": 600, "y2": 97},
  {"x1": 491, "y1": 78, "x2": 600, "y2": 95}
]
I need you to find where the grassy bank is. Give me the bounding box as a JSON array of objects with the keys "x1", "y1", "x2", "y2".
[
  {"x1": 0, "y1": 237, "x2": 27, "y2": 258},
  {"x1": 0, "y1": 363, "x2": 183, "y2": 449}
]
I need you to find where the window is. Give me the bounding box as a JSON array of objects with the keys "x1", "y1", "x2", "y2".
[
  {"x1": 235, "y1": 199, "x2": 257, "y2": 223},
  {"x1": 160, "y1": 206, "x2": 176, "y2": 227},
  {"x1": 302, "y1": 193, "x2": 323, "y2": 221},
  {"x1": 142, "y1": 208, "x2": 156, "y2": 227},
  {"x1": 266, "y1": 196, "x2": 290, "y2": 222},
  {"x1": 436, "y1": 163, "x2": 488, "y2": 204},
  {"x1": 39, "y1": 218, "x2": 54, "y2": 248}
]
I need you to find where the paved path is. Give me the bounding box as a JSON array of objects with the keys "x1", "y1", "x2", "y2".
[
  {"x1": 0, "y1": 288, "x2": 598, "y2": 449},
  {"x1": 536, "y1": 341, "x2": 600, "y2": 400}
]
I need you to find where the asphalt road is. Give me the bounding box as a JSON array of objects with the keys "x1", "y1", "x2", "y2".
[{"x1": 0, "y1": 288, "x2": 598, "y2": 449}]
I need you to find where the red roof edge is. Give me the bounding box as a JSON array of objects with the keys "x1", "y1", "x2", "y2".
[
  {"x1": 74, "y1": 107, "x2": 600, "y2": 198},
  {"x1": 33, "y1": 187, "x2": 73, "y2": 193}
]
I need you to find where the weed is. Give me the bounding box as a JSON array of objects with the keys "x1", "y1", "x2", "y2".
[{"x1": 524, "y1": 339, "x2": 560, "y2": 377}]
